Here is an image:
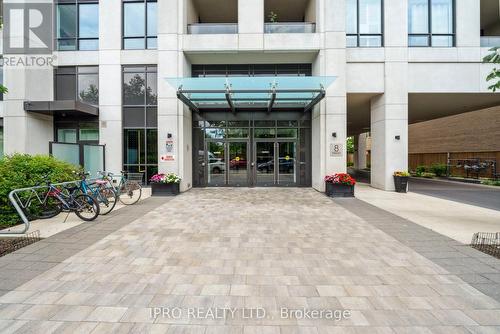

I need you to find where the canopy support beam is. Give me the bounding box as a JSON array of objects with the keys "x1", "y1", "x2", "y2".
[
  {"x1": 267, "y1": 87, "x2": 276, "y2": 113},
  {"x1": 304, "y1": 90, "x2": 325, "y2": 113},
  {"x1": 225, "y1": 88, "x2": 235, "y2": 113},
  {"x1": 177, "y1": 90, "x2": 199, "y2": 113}
]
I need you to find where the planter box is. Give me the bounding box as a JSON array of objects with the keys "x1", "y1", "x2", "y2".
[
  {"x1": 151, "y1": 182, "x2": 180, "y2": 196},
  {"x1": 393, "y1": 176, "x2": 409, "y2": 193},
  {"x1": 325, "y1": 182, "x2": 355, "y2": 198}
]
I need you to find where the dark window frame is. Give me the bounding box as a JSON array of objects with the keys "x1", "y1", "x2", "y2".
[
  {"x1": 55, "y1": 0, "x2": 99, "y2": 51},
  {"x1": 122, "y1": 65, "x2": 158, "y2": 182},
  {"x1": 54, "y1": 65, "x2": 99, "y2": 105},
  {"x1": 191, "y1": 64, "x2": 313, "y2": 78},
  {"x1": 54, "y1": 118, "x2": 99, "y2": 144},
  {"x1": 408, "y1": 0, "x2": 456, "y2": 47},
  {"x1": 122, "y1": 0, "x2": 158, "y2": 50},
  {"x1": 346, "y1": 0, "x2": 384, "y2": 48}
]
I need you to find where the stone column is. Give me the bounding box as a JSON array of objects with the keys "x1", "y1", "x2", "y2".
[
  {"x1": 99, "y1": 0, "x2": 122, "y2": 173},
  {"x1": 357, "y1": 133, "x2": 368, "y2": 170},
  {"x1": 370, "y1": 0, "x2": 408, "y2": 190}
]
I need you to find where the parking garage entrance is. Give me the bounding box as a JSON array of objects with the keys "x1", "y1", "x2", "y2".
[{"x1": 167, "y1": 74, "x2": 335, "y2": 187}]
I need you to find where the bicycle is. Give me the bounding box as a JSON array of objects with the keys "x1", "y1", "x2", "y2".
[
  {"x1": 29, "y1": 176, "x2": 100, "y2": 221},
  {"x1": 76, "y1": 172, "x2": 118, "y2": 215},
  {"x1": 99, "y1": 171, "x2": 142, "y2": 205}
]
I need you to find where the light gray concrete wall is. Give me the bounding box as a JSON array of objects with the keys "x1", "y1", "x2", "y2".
[{"x1": 370, "y1": 0, "x2": 409, "y2": 190}]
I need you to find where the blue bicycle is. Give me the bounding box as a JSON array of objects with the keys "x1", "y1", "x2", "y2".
[{"x1": 76, "y1": 172, "x2": 118, "y2": 215}]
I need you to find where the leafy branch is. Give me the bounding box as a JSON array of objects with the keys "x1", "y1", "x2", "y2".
[{"x1": 483, "y1": 47, "x2": 500, "y2": 92}]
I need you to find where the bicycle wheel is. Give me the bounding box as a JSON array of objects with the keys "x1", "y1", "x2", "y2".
[
  {"x1": 31, "y1": 197, "x2": 62, "y2": 220},
  {"x1": 118, "y1": 181, "x2": 142, "y2": 205},
  {"x1": 97, "y1": 187, "x2": 118, "y2": 215},
  {"x1": 73, "y1": 194, "x2": 100, "y2": 221}
]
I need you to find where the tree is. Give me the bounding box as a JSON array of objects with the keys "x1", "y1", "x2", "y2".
[
  {"x1": 483, "y1": 47, "x2": 500, "y2": 92},
  {"x1": 0, "y1": 85, "x2": 8, "y2": 94},
  {"x1": 346, "y1": 137, "x2": 354, "y2": 154},
  {"x1": 79, "y1": 84, "x2": 99, "y2": 105}
]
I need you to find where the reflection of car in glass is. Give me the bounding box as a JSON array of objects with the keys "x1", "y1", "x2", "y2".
[
  {"x1": 229, "y1": 158, "x2": 247, "y2": 169},
  {"x1": 257, "y1": 158, "x2": 294, "y2": 173},
  {"x1": 199, "y1": 150, "x2": 225, "y2": 174}
]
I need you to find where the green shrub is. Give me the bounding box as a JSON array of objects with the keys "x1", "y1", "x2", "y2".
[
  {"x1": 421, "y1": 172, "x2": 436, "y2": 178},
  {"x1": 415, "y1": 165, "x2": 427, "y2": 176},
  {"x1": 347, "y1": 162, "x2": 354, "y2": 167},
  {"x1": 430, "y1": 163, "x2": 447, "y2": 177},
  {"x1": 0, "y1": 154, "x2": 80, "y2": 227},
  {"x1": 482, "y1": 179, "x2": 500, "y2": 186}
]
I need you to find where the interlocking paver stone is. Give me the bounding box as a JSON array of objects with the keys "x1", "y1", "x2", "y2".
[{"x1": 0, "y1": 188, "x2": 498, "y2": 332}]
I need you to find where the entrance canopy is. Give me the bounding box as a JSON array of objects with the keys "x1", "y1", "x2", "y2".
[{"x1": 166, "y1": 76, "x2": 336, "y2": 113}]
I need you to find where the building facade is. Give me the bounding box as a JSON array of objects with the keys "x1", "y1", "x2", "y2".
[{"x1": 1, "y1": 0, "x2": 499, "y2": 191}]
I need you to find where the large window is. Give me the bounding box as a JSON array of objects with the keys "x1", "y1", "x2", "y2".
[
  {"x1": 55, "y1": 120, "x2": 99, "y2": 144},
  {"x1": 346, "y1": 0, "x2": 383, "y2": 47},
  {"x1": 408, "y1": 0, "x2": 454, "y2": 47},
  {"x1": 56, "y1": 0, "x2": 99, "y2": 51},
  {"x1": 122, "y1": 66, "x2": 158, "y2": 181},
  {"x1": 123, "y1": 0, "x2": 157, "y2": 50},
  {"x1": 191, "y1": 64, "x2": 312, "y2": 77},
  {"x1": 55, "y1": 66, "x2": 99, "y2": 105}
]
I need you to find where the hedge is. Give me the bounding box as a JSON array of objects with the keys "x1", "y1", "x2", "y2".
[{"x1": 0, "y1": 154, "x2": 80, "y2": 227}]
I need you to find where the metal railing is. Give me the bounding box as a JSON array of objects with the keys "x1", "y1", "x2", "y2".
[
  {"x1": 4, "y1": 180, "x2": 82, "y2": 235},
  {"x1": 264, "y1": 22, "x2": 316, "y2": 34},
  {"x1": 480, "y1": 36, "x2": 500, "y2": 48},
  {"x1": 187, "y1": 23, "x2": 238, "y2": 34},
  {"x1": 471, "y1": 232, "x2": 500, "y2": 259}
]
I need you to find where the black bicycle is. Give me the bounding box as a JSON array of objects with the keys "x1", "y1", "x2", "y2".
[{"x1": 27, "y1": 177, "x2": 100, "y2": 221}]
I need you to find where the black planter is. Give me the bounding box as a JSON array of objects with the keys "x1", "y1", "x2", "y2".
[
  {"x1": 151, "y1": 182, "x2": 180, "y2": 196},
  {"x1": 393, "y1": 176, "x2": 409, "y2": 193},
  {"x1": 325, "y1": 182, "x2": 355, "y2": 198}
]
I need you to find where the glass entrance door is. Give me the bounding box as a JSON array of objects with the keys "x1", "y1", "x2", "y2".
[
  {"x1": 255, "y1": 142, "x2": 275, "y2": 186},
  {"x1": 228, "y1": 142, "x2": 248, "y2": 186},
  {"x1": 207, "y1": 141, "x2": 225, "y2": 186},
  {"x1": 277, "y1": 142, "x2": 296, "y2": 186}
]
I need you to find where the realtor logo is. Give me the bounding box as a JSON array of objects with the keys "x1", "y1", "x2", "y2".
[{"x1": 3, "y1": 3, "x2": 53, "y2": 54}]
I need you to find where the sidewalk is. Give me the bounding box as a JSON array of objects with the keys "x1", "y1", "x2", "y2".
[
  {"x1": 0, "y1": 188, "x2": 151, "y2": 238},
  {"x1": 355, "y1": 183, "x2": 500, "y2": 244}
]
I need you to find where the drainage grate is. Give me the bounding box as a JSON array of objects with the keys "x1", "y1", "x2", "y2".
[
  {"x1": 471, "y1": 232, "x2": 500, "y2": 259},
  {"x1": 0, "y1": 230, "x2": 41, "y2": 257}
]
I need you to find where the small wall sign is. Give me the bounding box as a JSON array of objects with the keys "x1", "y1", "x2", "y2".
[
  {"x1": 166, "y1": 140, "x2": 174, "y2": 153},
  {"x1": 330, "y1": 143, "x2": 343, "y2": 157},
  {"x1": 161, "y1": 155, "x2": 175, "y2": 161}
]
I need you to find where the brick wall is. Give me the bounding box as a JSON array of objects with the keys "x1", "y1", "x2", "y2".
[{"x1": 409, "y1": 106, "x2": 500, "y2": 154}]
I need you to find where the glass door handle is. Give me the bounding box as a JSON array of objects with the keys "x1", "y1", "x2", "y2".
[
  {"x1": 201, "y1": 162, "x2": 206, "y2": 167},
  {"x1": 251, "y1": 162, "x2": 255, "y2": 167}
]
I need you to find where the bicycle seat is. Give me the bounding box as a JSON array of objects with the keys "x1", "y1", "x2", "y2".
[{"x1": 95, "y1": 180, "x2": 108, "y2": 185}]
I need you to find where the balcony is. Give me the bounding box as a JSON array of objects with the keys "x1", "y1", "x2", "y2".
[
  {"x1": 187, "y1": 23, "x2": 238, "y2": 35},
  {"x1": 481, "y1": 36, "x2": 500, "y2": 48},
  {"x1": 264, "y1": 22, "x2": 316, "y2": 34}
]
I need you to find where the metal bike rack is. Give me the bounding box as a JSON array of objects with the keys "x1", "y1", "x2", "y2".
[{"x1": 4, "y1": 180, "x2": 82, "y2": 235}]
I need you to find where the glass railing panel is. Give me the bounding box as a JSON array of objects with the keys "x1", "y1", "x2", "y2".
[
  {"x1": 187, "y1": 24, "x2": 238, "y2": 34},
  {"x1": 481, "y1": 36, "x2": 500, "y2": 48},
  {"x1": 264, "y1": 23, "x2": 316, "y2": 34}
]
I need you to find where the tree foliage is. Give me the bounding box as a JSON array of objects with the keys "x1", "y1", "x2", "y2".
[{"x1": 483, "y1": 47, "x2": 500, "y2": 92}]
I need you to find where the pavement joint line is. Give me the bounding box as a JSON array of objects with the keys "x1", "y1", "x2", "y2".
[
  {"x1": 0, "y1": 196, "x2": 170, "y2": 298},
  {"x1": 333, "y1": 197, "x2": 500, "y2": 303}
]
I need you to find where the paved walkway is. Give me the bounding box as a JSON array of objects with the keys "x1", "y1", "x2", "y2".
[
  {"x1": 0, "y1": 188, "x2": 499, "y2": 333},
  {"x1": 355, "y1": 183, "x2": 500, "y2": 244}
]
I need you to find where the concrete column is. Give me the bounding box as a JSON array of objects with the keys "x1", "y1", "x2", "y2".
[
  {"x1": 456, "y1": 0, "x2": 480, "y2": 48},
  {"x1": 311, "y1": 0, "x2": 347, "y2": 191},
  {"x1": 370, "y1": 0, "x2": 408, "y2": 190},
  {"x1": 4, "y1": 62, "x2": 53, "y2": 155},
  {"x1": 99, "y1": 0, "x2": 122, "y2": 173},
  {"x1": 158, "y1": 0, "x2": 192, "y2": 191},
  {"x1": 357, "y1": 133, "x2": 368, "y2": 170}
]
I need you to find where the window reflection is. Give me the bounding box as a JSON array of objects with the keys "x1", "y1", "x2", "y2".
[
  {"x1": 408, "y1": 0, "x2": 454, "y2": 47},
  {"x1": 123, "y1": 0, "x2": 157, "y2": 50},
  {"x1": 56, "y1": 2, "x2": 98, "y2": 51},
  {"x1": 346, "y1": 0, "x2": 383, "y2": 47}
]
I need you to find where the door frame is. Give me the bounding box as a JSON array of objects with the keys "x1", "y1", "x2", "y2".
[
  {"x1": 252, "y1": 138, "x2": 298, "y2": 187},
  {"x1": 204, "y1": 139, "x2": 250, "y2": 187}
]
